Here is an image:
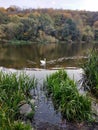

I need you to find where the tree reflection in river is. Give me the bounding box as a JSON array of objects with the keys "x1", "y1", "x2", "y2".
[{"x1": 0, "y1": 42, "x2": 97, "y2": 69}]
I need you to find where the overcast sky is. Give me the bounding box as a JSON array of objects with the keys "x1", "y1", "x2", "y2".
[{"x1": 0, "y1": 0, "x2": 98, "y2": 11}]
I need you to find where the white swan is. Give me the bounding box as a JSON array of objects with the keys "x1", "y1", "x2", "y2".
[{"x1": 40, "y1": 58, "x2": 46, "y2": 66}]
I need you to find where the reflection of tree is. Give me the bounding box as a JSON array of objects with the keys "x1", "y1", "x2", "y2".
[{"x1": 0, "y1": 43, "x2": 94, "y2": 68}]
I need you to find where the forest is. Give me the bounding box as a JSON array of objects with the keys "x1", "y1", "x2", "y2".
[{"x1": 0, "y1": 6, "x2": 98, "y2": 43}]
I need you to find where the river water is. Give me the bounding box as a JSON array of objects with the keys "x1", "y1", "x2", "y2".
[
  {"x1": 28, "y1": 68, "x2": 83, "y2": 130},
  {"x1": 0, "y1": 42, "x2": 97, "y2": 69},
  {"x1": 0, "y1": 42, "x2": 98, "y2": 129}
]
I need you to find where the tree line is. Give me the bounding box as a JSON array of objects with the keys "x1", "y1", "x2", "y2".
[{"x1": 0, "y1": 6, "x2": 98, "y2": 43}]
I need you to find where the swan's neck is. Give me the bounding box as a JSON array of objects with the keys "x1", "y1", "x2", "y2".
[{"x1": 44, "y1": 58, "x2": 46, "y2": 62}]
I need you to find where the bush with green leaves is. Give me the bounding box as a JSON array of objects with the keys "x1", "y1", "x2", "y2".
[
  {"x1": 82, "y1": 50, "x2": 98, "y2": 97},
  {"x1": 45, "y1": 70, "x2": 92, "y2": 122},
  {"x1": 0, "y1": 71, "x2": 35, "y2": 130}
]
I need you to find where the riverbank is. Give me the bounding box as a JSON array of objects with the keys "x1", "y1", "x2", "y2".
[{"x1": 0, "y1": 67, "x2": 98, "y2": 130}]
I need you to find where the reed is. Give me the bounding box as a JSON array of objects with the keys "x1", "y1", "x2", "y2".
[
  {"x1": 45, "y1": 70, "x2": 92, "y2": 122},
  {"x1": 82, "y1": 49, "x2": 98, "y2": 97},
  {"x1": 0, "y1": 71, "x2": 35, "y2": 130}
]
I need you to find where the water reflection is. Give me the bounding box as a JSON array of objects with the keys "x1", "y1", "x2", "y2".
[{"x1": 0, "y1": 42, "x2": 97, "y2": 69}]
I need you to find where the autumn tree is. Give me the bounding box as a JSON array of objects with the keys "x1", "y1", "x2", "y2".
[{"x1": 82, "y1": 25, "x2": 94, "y2": 41}]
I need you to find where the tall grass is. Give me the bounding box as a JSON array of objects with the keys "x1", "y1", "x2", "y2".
[
  {"x1": 0, "y1": 71, "x2": 36, "y2": 130},
  {"x1": 82, "y1": 49, "x2": 98, "y2": 97},
  {"x1": 45, "y1": 70, "x2": 92, "y2": 122}
]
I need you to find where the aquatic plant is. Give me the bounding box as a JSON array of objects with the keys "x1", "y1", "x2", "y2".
[
  {"x1": 82, "y1": 49, "x2": 98, "y2": 97},
  {"x1": 45, "y1": 70, "x2": 92, "y2": 122},
  {"x1": 0, "y1": 71, "x2": 35, "y2": 129}
]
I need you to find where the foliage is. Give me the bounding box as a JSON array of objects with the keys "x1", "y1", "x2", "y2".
[
  {"x1": 0, "y1": 10, "x2": 9, "y2": 24},
  {"x1": 82, "y1": 50, "x2": 98, "y2": 97},
  {"x1": 45, "y1": 70, "x2": 92, "y2": 122},
  {"x1": 0, "y1": 8, "x2": 98, "y2": 43},
  {"x1": 82, "y1": 26, "x2": 94, "y2": 41},
  {"x1": 0, "y1": 71, "x2": 35, "y2": 129},
  {"x1": 13, "y1": 121, "x2": 32, "y2": 130}
]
